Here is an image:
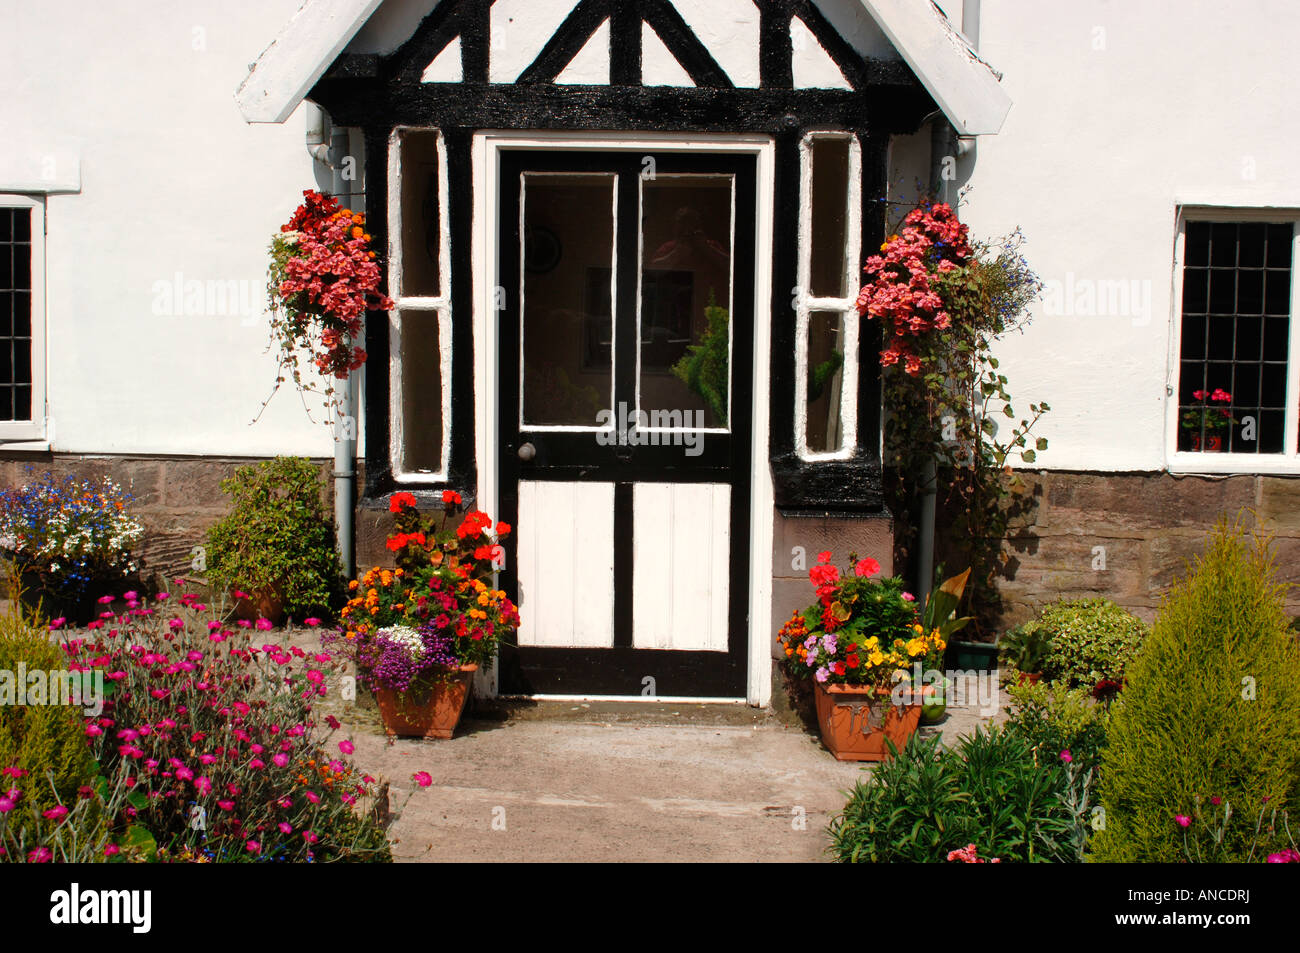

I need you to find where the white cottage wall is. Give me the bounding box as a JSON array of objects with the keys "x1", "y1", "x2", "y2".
[
  {"x1": 940, "y1": 0, "x2": 1300, "y2": 474},
  {"x1": 2, "y1": 0, "x2": 349, "y2": 458}
]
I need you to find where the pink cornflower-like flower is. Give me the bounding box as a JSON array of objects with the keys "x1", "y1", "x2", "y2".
[
  {"x1": 305, "y1": 791, "x2": 321, "y2": 804},
  {"x1": 273, "y1": 753, "x2": 289, "y2": 768},
  {"x1": 1060, "y1": 750, "x2": 1072, "y2": 763},
  {"x1": 28, "y1": 847, "x2": 52, "y2": 863},
  {"x1": 279, "y1": 822, "x2": 292, "y2": 835},
  {"x1": 103, "y1": 844, "x2": 120, "y2": 857},
  {"x1": 246, "y1": 840, "x2": 260, "y2": 854},
  {"x1": 1176, "y1": 814, "x2": 1192, "y2": 828},
  {"x1": 413, "y1": 771, "x2": 433, "y2": 788},
  {"x1": 338, "y1": 740, "x2": 355, "y2": 755},
  {"x1": 304, "y1": 617, "x2": 322, "y2": 627},
  {"x1": 43, "y1": 806, "x2": 69, "y2": 821},
  {"x1": 218, "y1": 800, "x2": 235, "y2": 811},
  {"x1": 255, "y1": 618, "x2": 274, "y2": 631},
  {"x1": 0, "y1": 798, "x2": 14, "y2": 813}
]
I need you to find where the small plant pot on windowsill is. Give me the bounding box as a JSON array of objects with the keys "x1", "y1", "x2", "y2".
[
  {"x1": 812, "y1": 681, "x2": 926, "y2": 762},
  {"x1": 1189, "y1": 433, "x2": 1224, "y2": 453},
  {"x1": 374, "y1": 665, "x2": 477, "y2": 740}
]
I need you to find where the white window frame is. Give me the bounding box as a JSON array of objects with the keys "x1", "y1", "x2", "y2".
[
  {"x1": 0, "y1": 194, "x2": 46, "y2": 443},
  {"x1": 795, "y1": 131, "x2": 860, "y2": 461},
  {"x1": 388, "y1": 127, "x2": 453, "y2": 483},
  {"x1": 1167, "y1": 205, "x2": 1300, "y2": 474}
]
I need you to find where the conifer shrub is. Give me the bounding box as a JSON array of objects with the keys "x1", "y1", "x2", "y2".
[
  {"x1": 0, "y1": 608, "x2": 98, "y2": 837},
  {"x1": 1092, "y1": 519, "x2": 1300, "y2": 862}
]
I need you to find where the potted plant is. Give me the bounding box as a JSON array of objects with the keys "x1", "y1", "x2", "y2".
[
  {"x1": 204, "y1": 456, "x2": 343, "y2": 625},
  {"x1": 917, "y1": 567, "x2": 973, "y2": 724},
  {"x1": 0, "y1": 472, "x2": 144, "y2": 624},
  {"x1": 999, "y1": 621, "x2": 1054, "y2": 684},
  {"x1": 328, "y1": 490, "x2": 519, "y2": 739},
  {"x1": 1181, "y1": 388, "x2": 1236, "y2": 452},
  {"x1": 777, "y1": 552, "x2": 944, "y2": 761}
]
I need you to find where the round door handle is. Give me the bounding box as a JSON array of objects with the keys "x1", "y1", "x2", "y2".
[{"x1": 517, "y1": 442, "x2": 536, "y2": 461}]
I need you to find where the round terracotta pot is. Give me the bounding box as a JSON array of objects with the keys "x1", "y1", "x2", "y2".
[
  {"x1": 374, "y1": 664, "x2": 477, "y2": 740},
  {"x1": 1189, "y1": 433, "x2": 1224, "y2": 452},
  {"x1": 813, "y1": 680, "x2": 924, "y2": 762},
  {"x1": 1016, "y1": 671, "x2": 1043, "y2": 685},
  {"x1": 232, "y1": 585, "x2": 285, "y2": 626}
]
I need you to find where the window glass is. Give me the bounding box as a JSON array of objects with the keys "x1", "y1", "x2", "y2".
[
  {"x1": 397, "y1": 312, "x2": 443, "y2": 472},
  {"x1": 805, "y1": 311, "x2": 846, "y2": 453},
  {"x1": 399, "y1": 130, "x2": 442, "y2": 298},
  {"x1": 808, "y1": 138, "x2": 850, "y2": 299},
  {"x1": 1178, "y1": 221, "x2": 1292, "y2": 454},
  {"x1": 1, "y1": 208, "x2": 33, "y2": 421}
]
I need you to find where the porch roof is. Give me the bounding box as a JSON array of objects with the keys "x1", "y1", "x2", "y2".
[{"x1": 235, "y1": 0, "x2": 1011, "y2": 135}]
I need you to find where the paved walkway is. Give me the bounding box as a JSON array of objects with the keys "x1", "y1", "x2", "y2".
[{"x1": 340, "y1": 694, "x2": 1000, "y2": 863}]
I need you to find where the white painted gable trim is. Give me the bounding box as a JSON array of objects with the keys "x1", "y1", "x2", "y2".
[
  {"x1": 236, "y1": 0, "x2": 1011, "y2": 136},
  {"x1": 856, "y1": 0, "x2": 1011, "y2": 135},
  {"x1": 236, "y1": 0, "x2": 385, "y2": 124}
]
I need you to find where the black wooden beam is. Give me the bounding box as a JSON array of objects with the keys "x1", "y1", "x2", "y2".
[
  {"x1": 460, "y1": 0, "x2": 491, "y2": 84},
  {"x1": 385, "y1": 0, "x2": 467, "y2": 83},
  {"x1": 757, "y1": 0, "x2": 793, "y2": 88},
  {"x1": 610, "y1": 0, "x2": 643, "y2": 86},
  {"x1": 791, "y1": 0, "x2": 870, "y2": 90},
  {"x1": 313, "y1": 80, "x2": 934, "y2": 135},
  {"x1": 516, "y1": 0, "x2": 610, "y2": 84},
  {"x1": 640, "y1": 0, "x2": 732, "y2": 88}
]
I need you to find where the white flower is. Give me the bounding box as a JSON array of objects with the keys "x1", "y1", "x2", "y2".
[{"x1": 379, "y1": 625, "x2": 425, "y2": 662}]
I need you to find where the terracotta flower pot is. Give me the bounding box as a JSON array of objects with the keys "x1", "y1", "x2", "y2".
[
  {"x1": 1189, "y1": 433, "x2": 1223, "y2": 453},
  {"x1": 813, "y1": 680, "x2": 925, "y2": 762},
  {"x1": 232, "y1": 585, "x2": 285, "y2": 626},
  {"x1": 1016, "y1": 670, "x2": 1043, "y2": 685},
  {"x1": 374, "y1": 664, "x2": 477, "y2": 740}
]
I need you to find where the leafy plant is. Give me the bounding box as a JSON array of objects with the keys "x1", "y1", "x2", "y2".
[
  {"x1": 2, "y1": 584, "x2": 397, "y2": 863},
  {"x1": 863, "y1": 200, "x2": 1048, "y2": 633},
  {"x1": 670, "y1": 294, "x2": 729, "y2": 426},
  {"x1": 828, "y1": 725, "x2": 1092, "y2": 863},
  {"x1": 1005, "y1": 677, "x2": 1110, "y2": 773},
  {"x1": 1029, "y1": 598, "x2": 1148, "y2": 689},
  {"x1": 777, "y1": 552, "x2": 939, "y2": 687},
  {"x1": 0, "y1": 472, "x2": 143, "y2": 612},
  {"x1": 204, "y1": 457, "x2": 344, "y2": 620},
  {"x1": 258, "y1": 190, "x2": 392, "y2": 426},
  {"x1": 0, "y1": 606, "x2": 101, "y2": 845},
  {"x1": 1092, "y1": 518, "x2": 1300, "y2": 863},
  {"x1": 329, "y1": 490, "x2": 520, "y2": 690},
  {"x1": 999, "y1": 622, "x2": 1053, "y2": 674},
  {"x1": 920, "y1": 567, "x2": 973, "y2": 642}
]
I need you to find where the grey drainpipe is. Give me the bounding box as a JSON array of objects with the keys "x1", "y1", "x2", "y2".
[
  {"x1": 916, "y1": 0, "x2": 980, "y2": 608},
  {"x1": 307, "y1": 104, "x2": 357, "y2": 579}
]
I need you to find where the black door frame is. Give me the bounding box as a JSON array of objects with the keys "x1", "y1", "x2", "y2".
[{"x1": 495, "y1": 148, "x2": 757, "y2": 697}]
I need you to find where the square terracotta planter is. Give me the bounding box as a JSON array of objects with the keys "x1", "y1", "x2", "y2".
[
  {"x1": 373, "y1": 664, "x2": 477, "y2": 740},
  {"x1": 813, "y1": 681, "x2": 924, "y2": 762}
]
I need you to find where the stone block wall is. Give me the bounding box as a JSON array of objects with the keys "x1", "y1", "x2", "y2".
[
  {"x1": 991, "y1": 470, "x2": 1300, "y2": 628},
  {"x1": 770, "y1": 508, "x2": 894, "y2": 660},
  {"x1": 0, "y1": 453, "x2": 335, "y2": 588}
]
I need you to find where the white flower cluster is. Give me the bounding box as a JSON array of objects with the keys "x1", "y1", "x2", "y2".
[{"x1": 378, "y1": 625, "x2": 425, "y2": 662}]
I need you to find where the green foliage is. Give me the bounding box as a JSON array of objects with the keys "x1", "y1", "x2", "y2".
[
  {"x1": 920, "y1": 567, "x2": 973, "y2": 641},
  {"x1": 205, "y1": 456, "x2": 344, "y2": 618},
  {"x1": 1092, "y1": 519, "x2": 1300, "y2": 863},
  {"x1": 999, "y1": 622, "x2": 1053, "y2": 673},
  {"x1": 880, "y1": 215, "x2": 1049, "y2": 633},
  {"x1": 1005, "y1": 677, "x2": 1110, "y2": 773},
  {"x1": 828, "y1": 725, "x2": 1093, "y2": 863},
  {"x1": 670, "y1": 295, "x2": 729, "y2": 425},
  {"x1": 0, "y1": 609, "x2": 99, "y2": 838},
  {"x1": 1025, "y1": 598, "x2": 1149, "y2": 689}
]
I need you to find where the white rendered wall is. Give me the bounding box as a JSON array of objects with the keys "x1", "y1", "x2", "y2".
[
  {"x1": 1, "y1": 0, "x2": 352, "y2": 458},
  {"x1": 904, "y1": 0, "x2": 1300, "y2": 473}
]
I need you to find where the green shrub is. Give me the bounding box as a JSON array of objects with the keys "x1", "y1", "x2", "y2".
[
  {"x1": 1016, "y1": 598, "x2": 1148, "y2": 689},
  {"x1": 205, "y1": 456, "x2": 343, "y2": 618},
  {"x1": 1092, "y1": 520, "x2": 1300, "y2": 863},
  {"x1": 1005, "y1": 677, "x2": 1110, "y2": 773},
  {"x1": 828, "y1": 725, "x2": 1093, "y2": 863},
  {"x1": 0, "y1": 609, "x2": 99, "y2": 839}
]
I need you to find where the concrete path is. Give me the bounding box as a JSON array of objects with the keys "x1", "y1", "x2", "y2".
[{"x1": 340, "y1": 696, "x2": 1000, "y2": 863}]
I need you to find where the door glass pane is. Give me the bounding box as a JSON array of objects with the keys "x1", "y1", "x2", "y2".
[
  {"x1": 640, "y1": 174, "x2": 733, "y2": 429},
  {"x1": 805, "y1": 311, "x2": 846, "y2": 453},
  {"x1": 809, "y1": 137, "x2": 851, "y2": 299},
  {"x1": 399, "y1": 129, "x2": 442, "y2": 297},
  {"x1": 521, "y1": 173, "x2": 615, "y2": 427},
  {"x1": 397, "y1": 310, "x2": 443, "y2": 473}
]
